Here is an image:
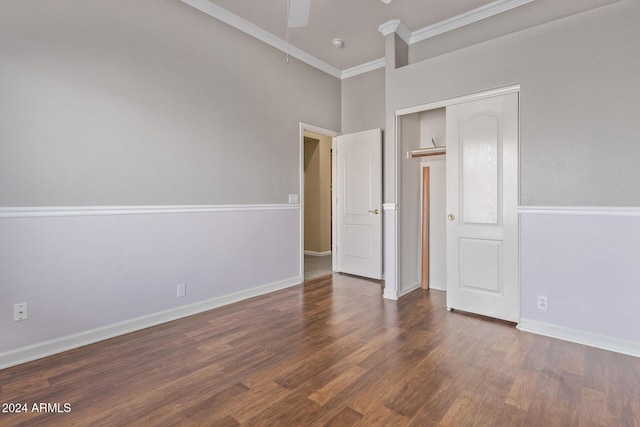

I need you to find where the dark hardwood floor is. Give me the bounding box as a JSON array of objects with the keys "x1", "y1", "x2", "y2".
[{"x1": 1, "y1": 274, "x2": 640, "y2": 426}]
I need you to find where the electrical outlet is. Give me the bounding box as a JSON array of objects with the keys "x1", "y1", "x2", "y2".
[
  {"x1": 537, "y1": 296, "x2": 548, "y2": 311},
  {"x1": 14, "y1": 303, "x2": 28, "y2": 321},
  {"x1": 177, "y1": 283, "x2": 186, "y2": 298}
]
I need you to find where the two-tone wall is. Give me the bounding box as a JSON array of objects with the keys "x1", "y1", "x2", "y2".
[
  {"x1": 383, "y1": 0, "x2": 640, "y2": 354},
  {"x1": 0, "y1": 206, "x2": 301, "y2": 368},
  {"x1": 519, "y1": 208, "x2": 640, "y2": 354},
  {"x1": 0, "y1": 0, "x2": 341, "y2": 368}
]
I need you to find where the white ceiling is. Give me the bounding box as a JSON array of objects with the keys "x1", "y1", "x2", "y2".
[{"x1": 181, "y1": 0, "x2": 621, "y2": 78}]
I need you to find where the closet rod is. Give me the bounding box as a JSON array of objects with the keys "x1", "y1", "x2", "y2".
[{"x1": 408, "y1": 147, "x2": 446, "y2": 158}]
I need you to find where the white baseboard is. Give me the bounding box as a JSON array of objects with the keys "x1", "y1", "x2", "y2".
[
  {"x1": 0, "y1": 276, "x2": 302, "y2": 370},
  {"x1": 383, "y1": 288, "x2": 398, "y2": 300},
  {"x1": 398, "y1": 283, "x2": 422, "y2": 298},
  {"x1": 429, "y1": 282, "x2": 446, "y2": 291},
  {"x1": 517, "y1": 318, "x2": 640, "y2": 358},
  {"x1": 304, "y1": 250, "x2": 332, "y2": 256},
  {"x1": 383, "y1": 283, "x2": 422, "y2": 300}
]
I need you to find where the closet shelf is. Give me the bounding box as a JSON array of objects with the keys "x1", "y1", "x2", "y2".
[{"x1": 408, "y1": 147, "x2": 446, "y2": 158}]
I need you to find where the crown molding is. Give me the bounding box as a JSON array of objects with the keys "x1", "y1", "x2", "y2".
[
  {"x1": 179, "y1": 0, "x2": 341, "y2": 79},
  {"x1": 377, "y1": 19, "x2": 399, "y2": 36},
  {"x1": 410, "y1": 0, "x2": 535, "y2": 44},
  {"x1": 378, "y1": 19, "x2": 411, "y2": 45},
  {"x1": 378, "y1": 0, "x2": 534, "y2": 47},
  {"x1": 341, "y1": 57, "x2": 386, "y2": 79},
  {"x1": 181, "y1": 0, "x2": 534, "y2": 80}
]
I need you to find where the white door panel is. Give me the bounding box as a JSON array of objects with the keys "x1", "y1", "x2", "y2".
[
  {"x1": 446, "y1": 93, "x2": 519, "y2": 322},
  {"x1": 336, "y1": 129, "x2": 382, "y2": 279},
  {"x1": 460, "y1": 111, "x2": 501, "y2": 225},
  {"x1": 459, "y1": 238, "x2": 502, "y2": 293}
]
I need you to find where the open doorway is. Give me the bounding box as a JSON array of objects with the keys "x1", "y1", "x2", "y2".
[
  {"x1": 399, "y1": 108, "x2": 447, "y2": 292},
  {"x1": 304, "y1": 131, "x2": 332, "y2": 280},
  {"x1": 299, "y1": 124, "x2": 340, "y2": 281}
]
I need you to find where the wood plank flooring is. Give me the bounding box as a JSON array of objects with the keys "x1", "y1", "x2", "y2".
[{"x1": 2, "y1": 274, "x2": 640, "y2": 426}]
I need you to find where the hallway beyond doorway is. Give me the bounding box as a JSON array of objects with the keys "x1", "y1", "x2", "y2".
[{"x1": 304, "y1": 254, "x2": 332, "y2": 280}]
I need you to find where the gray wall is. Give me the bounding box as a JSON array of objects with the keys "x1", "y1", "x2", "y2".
[
  {"x1": 341, "y1": 68, "x2": 385, "y2": 135},
  {"x1": 0, "y1": 0, "x2": 341, "y2": 207},
  {"x1": 1, "y1": 0, "x2": 340, "y2": 366},
  {"x1": 387, "y1": 0, "x2": 640, "y2": 206},
  {"x1": 408, "y1": 0, "x2": 621, "y2": 65}
]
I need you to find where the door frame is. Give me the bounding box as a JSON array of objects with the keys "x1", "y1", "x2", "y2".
[
  {"x1": 395, "y1": 84, "x2": 520, "y2": 306},
  {"x1": 299, "y1": 123, "x2": 340, "y2": 281},
  {"x1": 395, "y1": 85, "x2": 520, "y2": 116}
]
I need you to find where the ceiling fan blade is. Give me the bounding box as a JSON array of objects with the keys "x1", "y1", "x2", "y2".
[{"x1": 288, "y1": 0, "x2": 310, "y2": 28}]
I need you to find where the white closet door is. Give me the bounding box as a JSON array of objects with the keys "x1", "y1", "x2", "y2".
[{"x1": 446, "y1": 92, "x2": 519, "y2": 322}]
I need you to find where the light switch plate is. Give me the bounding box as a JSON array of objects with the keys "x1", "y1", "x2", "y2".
[{"x1": 288, "y1": 194, "x2": 299, "y2": 204}]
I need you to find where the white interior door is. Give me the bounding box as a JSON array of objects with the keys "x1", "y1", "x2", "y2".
[
  {"x1": 336, "y1": 128, "x2": 382, "y2": 279},
  {"x1": 446, "y1": 92, "x2": 519, "y2": 322}
]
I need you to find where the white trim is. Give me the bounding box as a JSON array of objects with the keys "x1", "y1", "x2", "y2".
[
  {"x1": 0, "y1": 204, "x2": 299, "y2": 219},
  {"x1": 396, "y1": 85, "x2": 521, "y2": 116},
  {"x1": 179, "y1": 0, "x2": 341, "y2": 79},
  {"x1": 399, "y1": 283, "x2": 422, "y2": 298},
  {"x1": 393, "y1": 116, "x2": 402, "y2": 300},
  {"x1": 0, "y1": 276, "x2": 302, "y2": 370},
  {"x1": 518, "y1": 318, "x2": 640, "y2": 358},
  {"x1": 378, "y1": 19, "x2": 401, "y2": 37},
  {"x1": 332, "y1": 136, "x2": 338, "y2": 272},
  {"x1": 299, "y1": 123, "x2": 341, "y2": 282},
  {"x1": 383, "y1": 288, "x2": 398, "y2": 300},
  {"x1": 410, "y1": 0, "x2": 535, "y2": 44},
  {"x1": 304, "y1": 250, "x2": 332, "y2": 256},
  {"x1": 383, "y1": 201, "x2": 397, "y2": 300},
  {"x1": 384, "y1": 283, "x2": 421, "y2": 300},
  {"x1": 300, "y1": 123, "x2": 341, "y2": 139},
  {"x1": 378, "y1": 19, "x2": 411, "y2": 45},
  {"x1": 341, "y1": 58, "x2": 386, "y2": 80},
  {"x1": 181, "y1": 0, "x2": 534, "y2": 80},
  {"x1": 430, "y1": 282, "x2": 447, "y2": 291},
  {"x1": 518, "y1": 206, "x2": 640, "y2": 217}
]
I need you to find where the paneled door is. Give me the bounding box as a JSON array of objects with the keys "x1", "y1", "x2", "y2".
[
  {"x1": 446, "y1": 92, "x2": 519, "y2": 322},
  {"x1": 336, "y1": 129, "x2": 382, "y2": 280}
]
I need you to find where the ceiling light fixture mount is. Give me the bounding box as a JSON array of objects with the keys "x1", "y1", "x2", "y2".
[{"x1": 331, "y1": 38, "x2": 344, "y2": 48}]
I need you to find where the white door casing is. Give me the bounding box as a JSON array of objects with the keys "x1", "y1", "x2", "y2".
[
  {"x1": 336, "y1": 129, "x2": 383, "y2": 280},
  {"x1": 299, "y1": 123, "x2": 341, "y2": 280},
  {"x1": 446, "y1": 92, "x2": 519, "y2": 322}
]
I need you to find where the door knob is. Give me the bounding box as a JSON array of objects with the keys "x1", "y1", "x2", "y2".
[
  {"x1": 448, "y1": 213, "x2": 456, "y2": 221},
  {"x1": 368, "y1": 209, "x2": 380, "y2": 215}
]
